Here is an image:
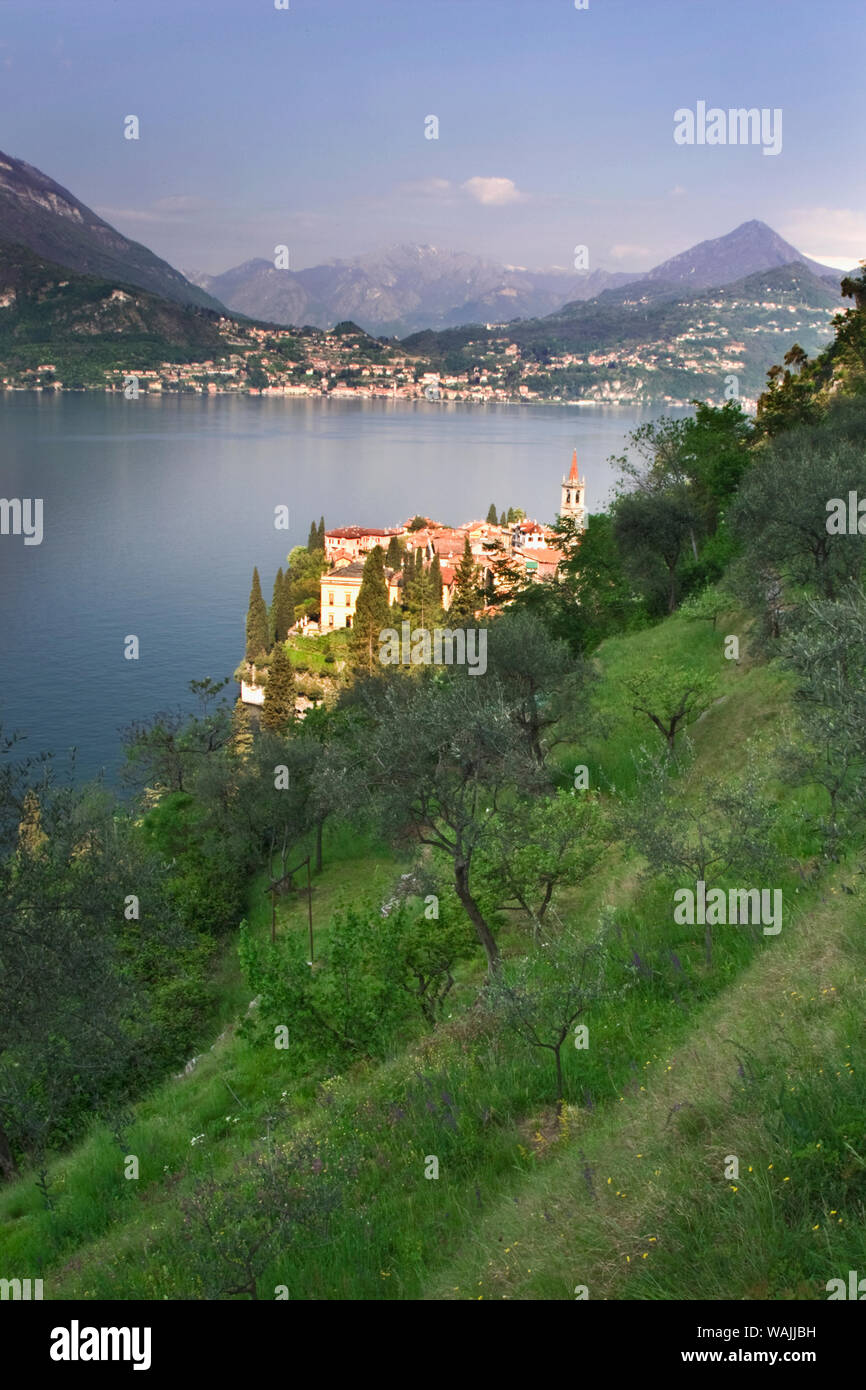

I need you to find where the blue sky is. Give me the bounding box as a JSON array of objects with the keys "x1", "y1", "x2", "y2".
[{"x1": 0, "y1": 0, "x2": 862, "y2": 275}]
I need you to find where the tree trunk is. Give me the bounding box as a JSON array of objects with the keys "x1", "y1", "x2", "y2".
[
  {"x1": 454, "y1": 860, "x2": 500, "y2": 974},
  {"x1": 554, "y1": 1045, "x2": 564, "y2": 1117},
  {"x1": 315, "y1": 816, "x2": 324, "y2": 874},
  {"x1": 0, "y1": 1123, "x2": 18, "y2": 1182}
]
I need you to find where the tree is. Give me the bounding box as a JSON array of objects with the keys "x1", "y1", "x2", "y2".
[
  {"x1": 499, "y1": 510, "x2": 507, "y2": 526},
  {"x1": 406, "y1": 560, "x2": 441, "y2": 629},
  {"x1": 624, "y1": 661, "x2": 717, "y2": 756},
  {"x1": 730, "y1": 428, "x2": 865, "y2": 603},
  {"x1": 484, "y1": 607, "x2": 590, "y2": 764},
  {"x1": 477, "y1": 791, "x2": 609, "y2": 938},
  {"x1": 429, "y1": 553, "x2": 443, "y2": 606},
  {"x1": 350, "y1": 669, "x2": 547, "y2": 974},
  {"x1": 275, "y1": 568, "x2": 294, "y2": 641},
  {"x1": 317, "y1": 516, "x2": 325, "y2": 549},
  {"x1": 486, "y1": 503, "x2": 499, "y2": 525},
  {"x1": 619, "y1": 744, "x2": 780, "y2": 966},
  {"x1": 307, "y1": 520, "x2": 319, "y2": 552},
  {"x1": 262, "y1": 643, "x2": 296, "y2": 733},
  {"x1": 245, "y1": 566, "x2": 269, "y2": 660},
  {"x1": 489, "y1": 933, "x2": 605, "y2": 1115},
  {"x1": 349, "y1": 545, "x2": 390, "y2": 675},
  {"x1": 180, "y1": 1141, "x2": 340, "y2": 1300},
  {"x1": 407, "y1": 515, "x2": 428, "y2": 532},
  {"x1": 613, "y1": 489, "x2": 703, "y2": 616},
  {"x1": 269, "y1": 568, "x2": 284, "y2": 647},
  {"x1": 286, "y1": 545, "x2": 328, "y2": 622},
  {"x1": 386, "y1": 535, "x2": 404, "y2": 570},
  {"x1": 449, "y1": 536, "x2": 481, "y2": 622},
  {"x1": 779, "y1": 584, "x2": 866, "y2": 847}
]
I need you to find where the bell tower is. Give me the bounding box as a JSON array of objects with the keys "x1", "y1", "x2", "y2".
[{"x1": 560, "y1": 449, "x2": 586, "y2": 530}]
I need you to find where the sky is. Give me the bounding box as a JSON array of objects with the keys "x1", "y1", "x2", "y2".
[{"x1": 0, "y1": 0, "x2": 863, "y2": 276}]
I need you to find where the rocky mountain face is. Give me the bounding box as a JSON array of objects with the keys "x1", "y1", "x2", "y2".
[{"x1": 0, "y1": 149, "x2": 226, "y2": 312}]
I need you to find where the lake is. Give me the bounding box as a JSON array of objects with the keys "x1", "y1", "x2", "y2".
[{"x1": 0, "y1": 392, "x2": 675, "y2": 780}]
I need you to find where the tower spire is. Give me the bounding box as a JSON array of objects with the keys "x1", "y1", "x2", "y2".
[{"x1": 560, "y1": 448, "x2": 586, "y2": 530}]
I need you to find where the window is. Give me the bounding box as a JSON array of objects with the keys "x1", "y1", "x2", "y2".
[
  {"x1": 328, "y1": 592, "x2": 334, "y2": 605},
  {"x1": 328, "y1": 615, "x2": 334, "y2": 628},
  {"x1": 345, "y1": 592, "x2": 351, "y2": 606}
]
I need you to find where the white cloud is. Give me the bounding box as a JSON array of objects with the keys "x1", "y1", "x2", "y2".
[
  {"x1": 398, "y1": 178, "x2": 453, "y2": 198},
  {"x1": 461, "y1": 176, "x2": 527, "y2": 206},
  {"x1": 95, "y1": 195, "x2": 210, "y2": 225},
  {"x1": 610, "y1": 243, "x2": 650, "y2": 261},
  {"x1": 670, "y1": 185, "x2": 686, "y2": 197}
]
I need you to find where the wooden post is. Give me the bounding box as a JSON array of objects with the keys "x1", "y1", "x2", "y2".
[{"x1": 306, "y1": 855, "x2": 314, "y2": 963}]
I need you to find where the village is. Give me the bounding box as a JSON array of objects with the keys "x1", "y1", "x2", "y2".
[
  {"x1": 239, "y1": 451, "x2": 586, "y2": 708},
  {"x1": 313, "y1": 450, "x2": 586, "y2": 632}
]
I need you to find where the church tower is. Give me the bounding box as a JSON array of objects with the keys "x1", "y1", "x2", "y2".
[{"x1": 560, "y1": 449, "x2": 586, "y2": 530}]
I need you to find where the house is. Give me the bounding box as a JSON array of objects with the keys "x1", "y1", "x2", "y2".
[{"x1": 324, "y1": 526, "x2": 402, "y2": 561}]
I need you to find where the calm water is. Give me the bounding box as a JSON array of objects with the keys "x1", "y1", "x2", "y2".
[{"x1": 0, "y1": 393, "x2": 672, "y2": 780}]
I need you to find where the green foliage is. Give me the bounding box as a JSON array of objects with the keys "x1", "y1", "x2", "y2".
[
  {"x1": 349, "y1": 546, "x2": 390, "y2": 675},
  {"x1": 262, "y1": 643, "x2": 296, "y2": 734},
  {"x1": 245, "y1": 566, "x2": 269, "y2": 660},
  {"x1": 449, "y1": 536, "x2": 481, "y2": 622}
]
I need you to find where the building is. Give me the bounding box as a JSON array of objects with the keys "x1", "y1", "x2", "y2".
[
  {"x1": 319, "y1": 560, "x2": 366, "y2": 629},
  {"x1": 560, "y1": 449, "x2": 587, "y2": 529},
  {"x1": 324, "y1": 526, "x2": 402, "y2": 562}
]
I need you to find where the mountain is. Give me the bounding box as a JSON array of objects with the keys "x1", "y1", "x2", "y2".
[
  {"x1": 0, "y1": 150, "x2": 227, "y2": 313},
  {"x1": 638, "y1": 219, "x2": 843, "y2": 292},
  {"x1": 402, "y1": 263, "x2": 843, "y2": 405},
  {"x1": 0, "y1": 241, "x2": 226, "y2": 386},
  {"x1": 192, "y1": 244, "x2": 636, "y2": 337},
  {"x1": 195, "y1": 222, "x2": 847, "y2": 339}
]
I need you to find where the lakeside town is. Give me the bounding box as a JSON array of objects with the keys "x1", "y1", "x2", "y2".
[
  {"x1": 238, "y1": 451, "x2": 586, "y2": 708},
  {"x1": 3, "y1": 306, "x2": 773, "y2": 410}
]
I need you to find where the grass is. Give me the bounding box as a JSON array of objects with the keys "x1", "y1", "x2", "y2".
[{"x1": 2, "y1": 598, "x2": 863, "y2": 1301}]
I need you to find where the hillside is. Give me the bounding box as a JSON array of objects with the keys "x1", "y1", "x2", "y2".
[
  {"x1": 0, "y1": 241, "x2": 227, "y2": 386},
  {"x1": 404, "y1": 263, "x2": 843, "y2": 404},
  {"x1": 0, "y1": 149, "x2": 226, "y2": 313},
  {"x1": 2, "y1": 604, "x2": 865, "y2": 1302}
]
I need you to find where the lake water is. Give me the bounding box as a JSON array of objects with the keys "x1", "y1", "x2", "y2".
[{"x1": 0, "y1": 393, "x2": 673, "y2": 780}]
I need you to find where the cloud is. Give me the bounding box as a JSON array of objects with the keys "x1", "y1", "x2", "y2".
[
  {"x1": 670, "y1": 185, "x2": 686, "y2": 197},
  {"x1": 397, "y1": 178, "x2": 453, "y2": 199},
  {"x1": 461, "y1": 176, "x2": 527, "y2": 206},
  {"x1": 780, "y1": 208, "x2": 866, "y2": 268},
  {"x1": 610, "y1": 243, "x2": 650, "y2": 261},
  {"x1": 95, "y1": 195, "x2": 210, "y2": 225}
]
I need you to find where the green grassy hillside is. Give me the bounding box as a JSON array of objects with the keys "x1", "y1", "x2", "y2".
[{"x1": 3, "y1": 602, "x2": 862, "y2": 1301}]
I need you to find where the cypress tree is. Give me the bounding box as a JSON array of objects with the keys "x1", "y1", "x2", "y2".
[
  {"x1": 262, "y1": 642, "x2": 296, "y2": 732},
  {"x1": 277, "y1": 568, "x2": 295, "y2": 639},
  {"x1": 430, "y1": 552, "x2": 443, "y2": 606},
  {"x1": 245, "y1": 566, "x2": 270, "y2": 660},
  {"x1": 317, "y1": 516, "x2": 325, "y2": 549},
  {"x1": 486, "y1": 503, "x2": 498, "y2": 526},
  {"x1": 269, "y1": 567, "x2": 284, "y2": 646},
  {"x1": 450, "y1": 536, "x2": 481, "y2": 623},
  {"x1": 499, "y1": 510, "x2": 507, "y2": 526},
  {"x1": 407, "y1": 560, "x2": 437, "y2": 628},
  {"x1": 307, "y1": 520, "x2": 319, "y2": 552},
  {"x1": 386, "y1": 535, "x2": 403, "y2": 570},
  {"x1": 349, "y1": 545, "x2": 390, "y2": 674}
]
